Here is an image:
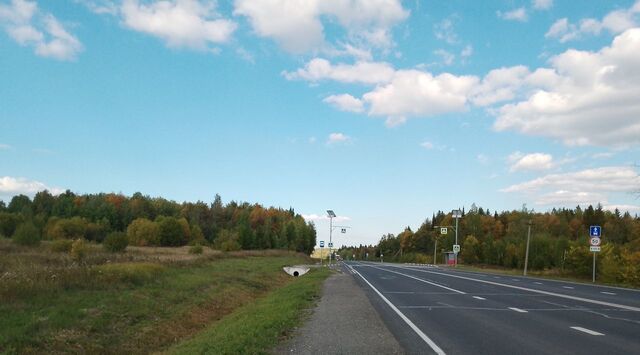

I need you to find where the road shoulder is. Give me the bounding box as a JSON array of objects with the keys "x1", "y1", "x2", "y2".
[{"x1": 272, "y1": 266, "x2": 404, "y2": 354}]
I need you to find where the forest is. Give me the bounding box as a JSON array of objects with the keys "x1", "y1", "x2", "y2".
[
  {"x1": 0, "y1": 190, "x2": 317, "y2": 254},
  {"x1": 339, "y1": 204, "x2": 640, "y2": 287}
]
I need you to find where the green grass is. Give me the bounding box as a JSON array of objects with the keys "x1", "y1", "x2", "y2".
[
  {"x1": 0, "y1": 242, "x2": 317, "y2": 354},
  {"x1": 450, "y1": 264, "x2": 639, "y2": 288},
  {"x1": 168, "y1": 267, "x2": 331, "y2": 355}
]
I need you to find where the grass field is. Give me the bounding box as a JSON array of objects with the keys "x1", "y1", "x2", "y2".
[{"x1": 0, "y1": 238, "x2": 329, "y2": 354}]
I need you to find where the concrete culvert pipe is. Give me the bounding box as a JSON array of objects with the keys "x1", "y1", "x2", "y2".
[{"x1": 283, "y1": 266, "x2": 310, "y2": 277}]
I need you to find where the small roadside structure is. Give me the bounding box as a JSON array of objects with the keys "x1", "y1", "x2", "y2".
[{"x1": 283, "y1": 266, "x2": 311, "y2": 277}]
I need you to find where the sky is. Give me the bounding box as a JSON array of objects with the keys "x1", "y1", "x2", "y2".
[{"x1": 1, "y1": 0, "x2": 640, "y2": 247}]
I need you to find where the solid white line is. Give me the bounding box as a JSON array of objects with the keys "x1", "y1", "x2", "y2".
[
  {"x1": 353, "y1": 269, "x2": 446, "y2": 355},
  {"x1": 509, "y1": 307, "x2": 528, "y2": 313},
  {"x1": 601, "y1": 292, "x2": 616, "y2": 295},
  {"x1": 563, "y1": 286, "x2": 574, "y2": 289},
  {"x1": 571, "y1": 326, "x2": 604, "y2": 336},
  {"x1": 389, "y1": 266, "x2": 640, "y2": 312},
  {"x1": 473, "y1": 296, "x2": 486, "y2": 300},
  {"x1": 369, "y1": 265, "x2": 466, "y2": 294}
]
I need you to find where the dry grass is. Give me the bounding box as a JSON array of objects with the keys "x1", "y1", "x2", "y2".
[{"x1": 0, "y1": 237, "x2": 313, "y2": 354}]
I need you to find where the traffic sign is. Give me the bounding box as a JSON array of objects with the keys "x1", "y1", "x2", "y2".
[
  {"x1": 590, "y1": 246, "x2": 601, "y2": 252},
  {"x1": 319, "y1": 241, "x2": 324, "y2": 247},
  {"x1": 589, "y1": 226, "x2": 601, "y2": 237},
  {"x1": 328, "y1": 242, "x2": 333, "y2": 248},
  {"x1": 440, "y1": 227, "x2": 448, "y2": 235},
  {"x1": 590, "y1": 237, "x2": 601, "y2": 246},
  {"x1": 341, "y1": 228, "x2": 346, "y2": 233},
  {"x1": 453, "y1": 244, "x2": 460, "y2": 253}
]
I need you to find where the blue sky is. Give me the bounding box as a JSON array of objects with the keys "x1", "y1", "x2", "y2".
[{"x1": 1, "y1": 0, "x2": 639, "y2": 247}]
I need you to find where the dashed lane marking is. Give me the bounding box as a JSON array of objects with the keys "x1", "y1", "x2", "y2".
[
  {"x1": 509, "y1": 307, "x2": 528, "y2": 313},
  {"x1": 473, "y1": 296, "x2": 486, "y2": 300},
  {"x1": 571, "y1": 327, "x2": 604, "y2": 336}
]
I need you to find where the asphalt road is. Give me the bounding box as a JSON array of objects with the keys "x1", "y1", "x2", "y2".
[{"x1": 343, "y1": 261, "x2": 640, "y2": 355}]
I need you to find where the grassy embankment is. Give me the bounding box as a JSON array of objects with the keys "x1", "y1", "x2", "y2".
[
  {"x1": 0, "y1": 237, "x2": 330, "y2": 354},
  {"x1": 438, "y1": 263, "x2": 638, "y2": 288}
]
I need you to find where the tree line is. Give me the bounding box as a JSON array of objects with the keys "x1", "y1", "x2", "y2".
[
  {"x1": 0, "y1": 191, "x2": 316, "y2": 254},
  {"x1": 340, "y1": 204, "x2": 640, "y2": 286}
]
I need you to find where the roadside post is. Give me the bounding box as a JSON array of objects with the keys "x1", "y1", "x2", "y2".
[
  {"x1": 523, "y1": 220, "x2": 532, "y2": 276},
  {"x1": 452, "y1": 209, "x2": 462, "y2": 267},
  {"x1": 319, "y1": 240, "x2": 325, "y2": 266},
  {"x1": 589, "y1": 225, "x2": 601, "y2": 283}
]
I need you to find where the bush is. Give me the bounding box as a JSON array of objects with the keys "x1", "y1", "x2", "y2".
[
  {"x1": 127, "y1": 218, "x2": 159, "y2": 246},
  {"x1": 104, "y1": 232, "x2": 128, "y2": 253},
  {"x1": 189, "y1": 244, "x2": 203, "y2": 255},
  {"x1": 51, "y1": 239, "x2": 73, "y2": 252},
  {"x1": 157, "y1": 216, "x2": 186, "y2": 246},
  {"x1": 13, "y1": 221, "x2": 41, "y2": 246},
  {"x1": 70, "y1": 239, "x2": 89, "y2": 261}
]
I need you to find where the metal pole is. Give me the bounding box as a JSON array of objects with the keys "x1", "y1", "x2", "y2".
[
  {"x1": 592, "y1": 252, "x2": 596, "y2": 283},
  {"x1": 454, "y1": 216, "x2": 459, "y2": 267},
  {"x1": 433, "y1": 237, "x2": 437, "y2": 265},
  {"x1": 329, "y1": 215, "x2": 333, "y2": 266},
  {"x1": 524, "y1": 221, "x2": 532, "y2": 276}
]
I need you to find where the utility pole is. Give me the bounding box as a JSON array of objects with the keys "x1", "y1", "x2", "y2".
[
  {"x1": 523, "y1": 220, "x2": 532, "y2": 276},
  {"x1": 433, "y1": 236, "x2": 438, "y2": 265},
  {"x1": 328, "y1": 211, "x2": 334, "y2": 266}
]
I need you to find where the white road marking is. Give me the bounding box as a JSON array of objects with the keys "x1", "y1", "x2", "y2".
[
  {"x1": 473, "y1": 296, "x2": 486, "y2": 300},
  {"x1": 352, "y1": 267, "x2": 446, "y2": 355},
  {"x1": 512, "y1": 279, "x2": 520, "y2": 281},
  {"x1": 368, "y1": 265, "x2": 466, "y2": 294},
  {"x1": 571, "y1": 327, "x2": 604, "y2": 336},
  {"x1": 563, "y1": 286, "x2": 574, "y2": 289},
  {"x1": 388, "y1": 265, "x2": 640, "y2": 312},
  {"x1": 534, "y1": 282, "x2": 543, "y2": 285},
  {"x1": 509, "y1": 307, "x2": 528, "y2": 313},
  {"x1": 493, "y1": 276, "x2": 501, "y2": 279},
  {"x1": 601, "y1": 292, "x2": 616, "y2": 295}
]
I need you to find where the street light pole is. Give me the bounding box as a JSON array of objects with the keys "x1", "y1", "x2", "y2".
[
  {"x1": 524, "y1": 220, "x2": 532, "y2": 276},
  {"x1": 327, "y1": 210, "x2": 336, "y2": 266}
]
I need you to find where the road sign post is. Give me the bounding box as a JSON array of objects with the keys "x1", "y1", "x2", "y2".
[{"x1": 589, "y1": 226, "x2": 601, "y2": 283}]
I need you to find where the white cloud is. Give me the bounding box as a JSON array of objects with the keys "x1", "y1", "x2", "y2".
[
  {"x1": 283, "y1": 58, "x2": 395, "y2": 85},
  {"x1": 545, "y1": 1, "x2": 640, "y2": 42},
  {"x1": 0, "y1": 144, "x2": 11, "y2": 150},
  {"x1": 501, "y1": 166, "x2": 640, "y2": 207},
  {"x1": 0, "y1": 176, "x2": 64, "y2": 198},
  {"x1": 508, "y1": 152, "x2": 554, "y2": 172},
  {"x1": 302, "y1": 213, "x2": 351, "y2": 222},
  {"x1": 495, "y1": 28, "x2": 640, "y2": 147},
  {"x1": 433, "y1": 16, "x2": 458, "y2": 44},
  {"x1": 121, "y1": 0, "x2": 236, "y2": 50},
  {"x1": 471, "y1": 65, "x2": 530, "y2": 106},
  {"x1": 327, "y1": 132, "x2": 351, "y2": 144},
  {"x1": 363, "y1": 70, "x2": 478, "y2": 127},
  {"x1": 234, "y1": 0, "x2": 409, "y2": 54},
  {"x1": 323, "y1": 94, "x2": 364, "y2": 113},
  {"x1": 420, "y1": 141, "x2": 434, "y2": 149},
  {"x1": 75, "y1": 0, "x2": 118, "y2": 15},
  {"x1": 532, "y1": 0, "x2": 553, "y2": 11},
  {"x1": 0, "y1": 0, "x2": 82, "y2": 60},
  {"x1": 460, "y1": 44, "x2": 473, "y2": 58},
  {"x1": 497, "y1": 8, "x2": 528, "y2": 22},
  {"x1": 434, "y1": 49, "x2": 455, "y2": 66},
  {"x1": 477, "y1": 154, "x2": 489, "y2": 164}
]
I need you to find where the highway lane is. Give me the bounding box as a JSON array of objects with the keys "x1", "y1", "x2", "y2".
[{"x1": 344, "y1": 261, "x2": 640, "y2": 355}]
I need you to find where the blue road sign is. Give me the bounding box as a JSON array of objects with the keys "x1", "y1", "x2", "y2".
[
  {"x1": 590, "y1": 226, "x2": 601, "y2": 237},
  {"x1": 319, "y1": 241, "x2": 325, "y2": 247}
]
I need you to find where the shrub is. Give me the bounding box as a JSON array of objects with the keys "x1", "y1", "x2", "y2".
[
  {"x1": 213, "y1": 229, "x2": 241, "y2": 251},
  {"x1": 127, "y1": 218, "x2": 159, "y2": 246},
  {"x1": 71, "y1": 239, "x2": 89, "y2": 261},
  {"x1": 51, "y1": 239, "x2": 73, "y2": 252},
  {"x1": 157, "y1": 216, "x2": 186, "y2": 246},
  {"x1": 13, "y1": 221, "x2": 41, "y2": 246},
  {"x1": 189, "y1": 244, "x2": 203, "y2": 255},
  {"x1": 104, "y1": 232, "x2": 128, "y2": 253}
]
